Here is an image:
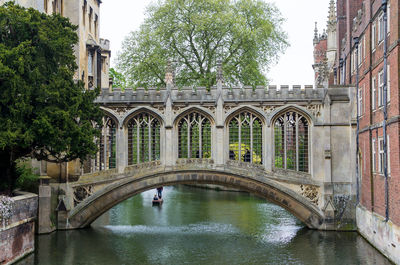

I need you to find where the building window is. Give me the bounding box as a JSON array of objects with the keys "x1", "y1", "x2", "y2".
[
  {"x1": 378, "y1": 137, "x2": 385, "y2": 174},
  {"x1": 372, "y1": 138, "x2": 376, "y2": 172},
  {"x1": 363, "y1": 36, "x2": 366, "y2": 60},
  {"x1": 88, "y1": 51, "x2": 93, "y2": 75},
  {"x1": 52, "y1": 0, "x2": 62, "y2": 15},
  {"x1": 44, "y1": 0, "x2": 48, "y2": 13},
  {"x1": 358, "y1": 87, "x2": 363, "y2": 116},
  {"x1": 372, "y1": 76, "x2": 376, "y2": 110},
  {"x1": 127, "y1": 113, "x2": 161, "y2": 165},
  {"x1": 82, "y1": 0, "x2": 87, "y2": 26},
  {"x1": 387, "y1": 4, "x2": 390, "y2": 34},
  {"x1": 178, "y1": 112, "x2": 211, "y2": 159},
  {"x1": 378, "y1": 13, "x2": 384, "y2": 42},
  {"x1": 274, "y1": 111, "x2": 309, "y2": 172},
  {"x1": 229, "y1": 111, "x2": 262, "y2": 164},
  {"x1": 372, "y1": 22, "x2": 376, "y2": 51},
  {"x1": 98, "y1": 117, "x2": 116, "y2": 170},
  {"x1": 387, "y1": 136, "x2": 390, "y2": 174},
  {"x1": 378, "y1": 70, "x2": 384, "y2": 107},
  {"x1": 387, "y1": 65, "x2": 390, "y2": 102},
  {"x1": 89, "y1": 7, "x2": 93, "y2": 33},
  {"x1": 94, "y1": 14, "x2": 98, "y2": 38}
]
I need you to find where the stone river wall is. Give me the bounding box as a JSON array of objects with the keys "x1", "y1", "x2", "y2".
[{"x1": 0, "y1": 192, "x2": 37, "y2": 265}]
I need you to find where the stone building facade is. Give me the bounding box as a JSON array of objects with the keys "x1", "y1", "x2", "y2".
[
  {"x1": 0, "y1": 0, "x2": 111, "y2": 90},
  {"x1": 314, "y1": 0, "x2": 400, "y2": 263}
]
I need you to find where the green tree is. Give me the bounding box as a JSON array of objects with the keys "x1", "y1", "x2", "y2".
[
  {"x1": 0, "y1": 3, "x2": 103, "y2": 193},
  {"x1": 117, "y1": 0, "x2": 288, "y2": 89},
  {"x1": 109, "y1": 67, "x2": 126, "y2": 89}
]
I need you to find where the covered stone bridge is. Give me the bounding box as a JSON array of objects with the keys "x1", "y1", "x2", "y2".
[{"x1": 46, "y1": 72, "x2": 357, "y2": 231}]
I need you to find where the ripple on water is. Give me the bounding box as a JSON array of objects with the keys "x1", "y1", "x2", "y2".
[{"x1": 100, "y1": 222, "x2": 240, "y2": 236}]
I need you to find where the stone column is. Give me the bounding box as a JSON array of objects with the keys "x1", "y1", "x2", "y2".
[
  {"x1": 38, "y1": 176, "x2": 55, "y2": 234},
  {"x1": 116, "y1": 125, "x2": 126, "y2": 173},
  {"x1": 264, "y1": 125, "x2": 273, "y2": 171},
  {"x1": 215, "y1": 60, "x2": 225, "y2": 166},
  {"x1": 164, "y1": 95, "x2": 174, "y2": 167}
]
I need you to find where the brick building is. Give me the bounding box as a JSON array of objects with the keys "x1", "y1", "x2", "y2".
[{"x1": 314, "y1": 0, "x2": 399, "y2": 263}]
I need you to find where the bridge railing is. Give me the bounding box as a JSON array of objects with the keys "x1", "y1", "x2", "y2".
[{"x1": 97, "y1": 85, "x2": 325, "y2": 103}]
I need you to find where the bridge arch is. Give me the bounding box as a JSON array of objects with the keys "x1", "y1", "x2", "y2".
[{"x1": 66, "y1": 167, "x2": 324, "y2": 230}]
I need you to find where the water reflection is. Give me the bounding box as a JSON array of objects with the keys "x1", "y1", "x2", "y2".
[{"x1": 21, "y1": 185, "x2": 391, "y2": 265}]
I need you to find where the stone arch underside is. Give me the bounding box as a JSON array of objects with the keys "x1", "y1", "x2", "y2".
[{"x1": 67, "y1": 170, "x2": 324, "y2": 230}]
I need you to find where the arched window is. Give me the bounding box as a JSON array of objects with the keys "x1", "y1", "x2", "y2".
[
  {"x1": 127, "y1": 113, "x2": 161, "y2": 165},
  {"x1": 274, "y1": 111, "x2": 309, "y2": 172},
  {"x1": 228, "y1": 111, "x2": 263, "y2": 164},
  {"x1": 96, "y1": 117, "x2": 116, "y2": 170},
  {"x1": 178, "y1": 112, "x2": 211, "y2": 158}
]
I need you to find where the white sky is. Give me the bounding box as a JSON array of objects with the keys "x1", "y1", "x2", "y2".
[{"x1": 100, "y1": 0, "x2": 331, "y2": 86}]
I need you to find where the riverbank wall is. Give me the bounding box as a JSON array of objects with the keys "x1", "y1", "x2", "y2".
[
  {"x1": 357, "y1": 205, "x2": 400, "y2": 264},
  {"x1": 0, "y1": 192, "x2": 38, "y2": 265}
]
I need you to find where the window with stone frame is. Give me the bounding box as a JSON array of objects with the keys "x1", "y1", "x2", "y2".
[
  {"x1": 372, "y1": 22, "x2": 376, "y2": 51},
  {"x1": 127, "y1": 112, "x2": 161, "y2": 165},
  {"x1": 378, "y1": 137, "x2": 383, "y2": 173},
  {"x1": 378, "y1": 136, "x2": 391, "y2": 175},
  {"x1": 378, "y1": 13, "x2": 384, "y2": 43},
  {"x1": 274, "y1": 111, "x2": 309, "y2": 172},
  {"x1": 228, "y1": 111, "x2": 263, "y2": 164},
  {"x1": 358, "y1": 86, "x2": 363, "y2": 116},
  {"x1": 378, "y1": 69, "x2": 384, "y2": 107},
  {"x1": 178, "y1": 112, "x2": 211, "y2": 159}
]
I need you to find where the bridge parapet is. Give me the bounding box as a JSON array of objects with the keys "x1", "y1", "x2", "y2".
[{"x1": 97, "y1": 85, "x2": 325, "y2": 104}]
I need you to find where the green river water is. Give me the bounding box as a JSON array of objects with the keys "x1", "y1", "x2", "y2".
[{"x1": 21, "y1": 185, "x2": 391, "y2": 265}]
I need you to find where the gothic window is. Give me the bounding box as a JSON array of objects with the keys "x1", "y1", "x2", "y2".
[
  {"x1": 274, "y1": 111, "x2": 309, "y2": 172},
  {"x1": 228, "y1": 111, "x2": 262, "y2": 164},
  {"x1": 96, "y1": 117, "x2": 116, "y2": 170},
  {"x1": 128, "y1": 113, "x2": 161, "y2": 165},
  {"x1": 178, "y1": 112, "x2": 211, "y2": 159}
]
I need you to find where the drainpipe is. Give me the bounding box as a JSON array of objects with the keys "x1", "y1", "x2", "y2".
[
  {"x1": 353, "y1": 36, "x2": 360, "y2": 205},
  {"x1": 381, "y1": 0, "x2": 389, "y2": 222}
]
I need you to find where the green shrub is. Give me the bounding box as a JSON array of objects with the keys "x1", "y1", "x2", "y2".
[{"x1": 16, "y1": 165, "x2": 39, "y2": 193}]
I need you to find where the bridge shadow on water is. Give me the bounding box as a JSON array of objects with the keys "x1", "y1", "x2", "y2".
[{"x1": 24, "y1": 185, "x2": 392, "y2": 265}]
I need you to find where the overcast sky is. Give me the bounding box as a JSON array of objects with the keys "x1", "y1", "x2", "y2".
[{"x1": 100, "y1": 0, "x2": 331, "y2": 86}]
